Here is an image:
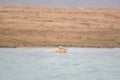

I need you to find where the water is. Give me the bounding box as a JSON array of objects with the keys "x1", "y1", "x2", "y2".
[
  {"x1": 0, "y1": 0, "x2": 120, "y2": 8},
  {"x1": 0, "y1": 48, "x2": 120, "y2": 80}
]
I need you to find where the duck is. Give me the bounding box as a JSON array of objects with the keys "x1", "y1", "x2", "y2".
[{"x1": 56, "y1": 46, "x2": 67, "y2": 53}]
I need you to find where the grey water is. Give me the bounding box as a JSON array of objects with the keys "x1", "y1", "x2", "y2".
[
  {"x1": 0, "y1": 48, "x2": 120, "y2": 80},
  {"x1": 0, "y1": 0, "x2": 120, "y2": 8}
]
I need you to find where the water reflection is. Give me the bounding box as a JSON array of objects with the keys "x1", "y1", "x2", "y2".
[{"x1": 0, "y1": 48, "x2": 120, "y2": 80}]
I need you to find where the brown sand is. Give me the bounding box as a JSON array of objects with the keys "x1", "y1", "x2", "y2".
[{"x1": 0, "y1": 6, "x2": 120, "y2": 47}]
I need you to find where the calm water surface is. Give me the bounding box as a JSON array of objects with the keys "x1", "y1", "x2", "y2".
[{"x1": 0, "y1": 48, "x2": 120, "y2": 80}]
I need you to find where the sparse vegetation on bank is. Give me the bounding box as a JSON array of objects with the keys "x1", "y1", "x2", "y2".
[{"x1": 0, "y1": 6, "x2": 120, "y2": 48}]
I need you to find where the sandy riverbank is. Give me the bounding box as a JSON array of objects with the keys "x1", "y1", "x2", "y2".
[{"x1": 0, "y1": 6, "x2": 120, "y2": 48}]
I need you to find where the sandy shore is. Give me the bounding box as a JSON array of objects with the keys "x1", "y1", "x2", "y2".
[{"x1": 0, "y1": 6, "x2": 120, "y2": 48}]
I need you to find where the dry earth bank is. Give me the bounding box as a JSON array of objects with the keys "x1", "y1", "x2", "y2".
[{"x1": 0, "y1": 6, "x2": 120, "y2": 47}]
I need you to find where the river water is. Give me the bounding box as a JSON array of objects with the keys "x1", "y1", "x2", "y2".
[{"x1": 0, "y1": 48, "x2": 120, "y2": 80}]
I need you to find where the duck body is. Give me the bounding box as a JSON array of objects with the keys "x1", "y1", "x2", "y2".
[{"x1": 56, "y1": 48, "x2": 67, "y2": 53}]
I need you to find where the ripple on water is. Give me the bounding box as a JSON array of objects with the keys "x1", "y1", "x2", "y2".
[{"x1": 0, "y1": 48, "x2": 120, "y2": 80}]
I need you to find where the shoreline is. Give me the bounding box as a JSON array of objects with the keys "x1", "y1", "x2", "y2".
[{"x1": 0, "y1": 45, "x2": 119, "y2": 48}]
